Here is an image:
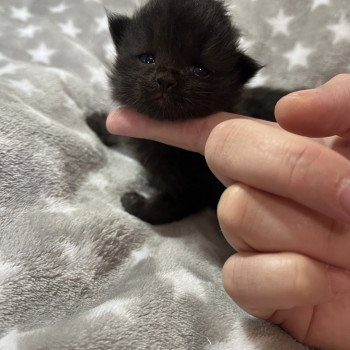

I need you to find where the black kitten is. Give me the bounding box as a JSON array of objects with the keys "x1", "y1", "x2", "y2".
[
  {"x1": 88, "y1": 0, "x2": 286, "y2": 224},
  {"x1": 108, "y1": 0, "x2": 260, "y2": 120}
]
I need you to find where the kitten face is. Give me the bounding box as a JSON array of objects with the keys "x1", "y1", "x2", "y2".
[{"x1": 108, "y1": 0, "x2": 260, "y2": 121}]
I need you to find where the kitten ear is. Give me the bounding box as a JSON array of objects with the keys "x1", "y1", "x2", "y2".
[
  {"x1": 235, "y1": 52, "x2": 262, "y2": 85},
  {"x1": 107, "y1": 13, "x2": 131, "y2": 48}
]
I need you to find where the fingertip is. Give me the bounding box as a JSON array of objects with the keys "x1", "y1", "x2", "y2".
[
  {"x1": 106, "y1": 110, "x2": 119, "y2": 134},
  {"x1": 275, "y1": 89, "x2": 332, "y2": 137},
  {"x1": 106, "y1": 108, "x2": 145, "y2": 136},
  {"x1": 275, "y1": 90, "x2": 313, "y2": 126},
  {"x1": 222, "y1": 255, "x2": 237, "y2": 297}
]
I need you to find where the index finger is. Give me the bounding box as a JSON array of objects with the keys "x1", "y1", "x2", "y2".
[
  {"x1": 106, "y1": 108, "x2": 273, "y2": 154},
  {"x1": 276, "y1": 74, "x2": 350, "y2": 138}
]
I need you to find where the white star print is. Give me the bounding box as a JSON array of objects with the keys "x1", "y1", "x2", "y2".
[
  {"x1": 48, "y1": 67, "x2": 72, "y2": 83},
  {"x1": 129, "y1": 246, "x2": 151, "y2": 268},
  {"x1": 247, "y1": 71, "x2": 269, "y2": 88},
  {"x1": 7, "y1": 79, "x2": 37, "y2": 97},
  {"x1": 267, "y1": 9, "x2": 294, "y2": 36},
  {"x1": 0, "y1": 330, "x2": 19, "y2": 350},
  {"x1": 17, "y1": 25, "x2": 41, "y2": 39},
  {"x1": 95, "y1": 16, "x2": 108, "y2": 33},
  {"x1": 104, "y1": 42, "x2": 115, "y2": 61},
  {"x1": 0, "y1": 258, "x2": 21, "y2": 285},
  {"x1": 27, "y1": 43, "x2": 56, "y2": 64},
  {"x1": 64, "y1": 96, "x2": 79, "y2": 110},
  {"x1": 227, "y1": 3, "x2": 237, "y2": 14},
  {"x1": 50, "y1": 3, "x2": 69, "y2": 14},
  {"x1": 87, "y1": 66, "x2": 108, "y2": 86},
  {"x1": 86, "y1": 172, "x2": 109, "y2": 189},
  {"x1": 45, "y1": 197, "x2": 77, "y2": 214},
  {"x1": 134, "y1": 0, "x2": 147, "y2": 6},
  {"x1": 163, "y1": 269, "x2": 207, "y2": 300},
  {"x1": 87, "y1": 299, "x2": 133, "y2": 321},
  {"x1": 10, "y1": 6, "x2": 32, "y2": 21},
  {"x1": 58, "y1": 20, "x2": 82, "y2": 38},
  {"x1": 311, "y1": 0, "x2": 331, "y2": 11},
  {"x1": 283, "y1": 42, "x2": 313, "y2": 69},
  {"x1": 0, "y1": 63, "x2": 20, "y2": 76},
  {"x1": 238, "y1": 36, "x2": 254, "y2": 51},
  {"x1": 327, "y1": 14, "x2": 350, "y2": 44}
]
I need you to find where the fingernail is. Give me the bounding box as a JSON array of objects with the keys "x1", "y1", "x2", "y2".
[{"x1": 339, "y1": 179, "x2": 350, "y2": 217}]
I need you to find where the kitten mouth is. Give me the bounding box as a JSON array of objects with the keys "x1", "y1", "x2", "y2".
[{"x1": 151, "y1": 92, "x2": 169, "y2": 102}]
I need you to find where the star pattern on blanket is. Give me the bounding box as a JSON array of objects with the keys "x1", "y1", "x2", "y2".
[
  {"x1": 10, "y1": 6, "x2": 32, "y2": 21},
  {"x1": 49, "y1": 3, "x2": 69, "y2": 14},
  {"x1": 27, "y1": 42, "x2": 56, "y2": 64},
  {"x1": 311, "y1": 0, "x2": 330, "y2": 11},
  {"x1": 1, "y1": 1, "x2": 350, "y2": 349},
  {"x1": 104, "y1": 42, "x2": 116, "y2": 61},
  {"x1": 1, "y1": 1, "x2": 114, "y2": 97},
  {"x1": 86, "y1": 299, "x2": 134, "y2": 321},
  {"x1": 58, "y1": 19, "x2": 82, "y2": 38},
  {"x1": 234, "y1": 0, "x2": 350, "y2": 86},
  {"x1": 6, "y1": 79, "x2": 38, "y2": 97},
  {"x1": 17, "y1": 25, "x2": 41, "y2": 38},
  {"x1": 128, "y1": 245, "x2": 151, "y2": 268},
  {"x1": 87, "y1": 65, "x2": 109, "y2": 86},
  {"x1": 0, "y1": 63, "x2": 20, "y2": 76},
  {"x1": 0, "y1": 259, "x2": 21, "y2": 286},
  {"x1": 45, "y1": 197, "x2": 77, "y2": 214},
  {"x1": 163, "y1": 269, "x2": 208, "y2": 301},
  {"x1": 248, "y1": 71, "x2": 269, "y2": 88},
  {"x1": 328, "y1": 14, "x2": 350, "y2": 44},
  {"x1": 283, "y1": 42, "x2": 313, "y2": 69},
  {"x1": 95, "y1": 16, "x2": 109, "y2": 33},
  {"x1": 267, "y1": 9, "x2": 294, "y2": 36}
]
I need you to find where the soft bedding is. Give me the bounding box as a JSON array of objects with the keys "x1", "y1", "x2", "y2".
[{"x1": 1, "y1": 0, "x2": 349, "y2": 349}]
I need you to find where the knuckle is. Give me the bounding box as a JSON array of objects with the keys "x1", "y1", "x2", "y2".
[
  {"x1": 204, "y1": 119, "x2": 242, "y2": 170},
  {"x1": 222, "y1": 255, "x2": 245, "y2": 299},
  {"x1": 218, "y1": 185, "x2": 250, "y2": 249},
  {"x1": 283, "y1": 142, "x2": 323, "y2": 191},
  {"x1": 288, "y1": 254, "x2": 327, "y2": 305}
]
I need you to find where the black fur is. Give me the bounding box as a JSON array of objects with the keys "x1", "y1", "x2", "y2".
[
  {"x1": 108, "y1": 0, "x2": 261, "y2": 120},
  {"x1": 88, "y1": 0, "x2": 286, "y2": 224}
]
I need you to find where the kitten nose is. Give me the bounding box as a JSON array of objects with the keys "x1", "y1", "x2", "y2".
[{"x1": 156, "y1": 77, "x2": 176, "y2": 91}]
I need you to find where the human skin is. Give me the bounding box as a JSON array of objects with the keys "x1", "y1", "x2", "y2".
[{"x1": 107, "y1": 74, "x2": 350, "y2": 350}]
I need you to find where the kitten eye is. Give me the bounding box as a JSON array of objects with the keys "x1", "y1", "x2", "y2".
[
  {"x1": 191, "y1": 65, "x2": 210, "y2": 77},
  {"x1": 138, "y1": 53, "x2": 155, "y2": 64}
]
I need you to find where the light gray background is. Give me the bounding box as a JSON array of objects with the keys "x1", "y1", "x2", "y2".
[{"x1": 1, "y1": 0, "x2": 348, "y2": 349}]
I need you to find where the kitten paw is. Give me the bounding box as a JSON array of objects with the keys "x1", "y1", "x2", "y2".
[
  {"x1": 121, "y1": 191, "x2": 146, "y2": 215},
  {"x1": 86, "y1": 111, "x2": 120, "y2": 147},
  {"x1": 121, "y1": 191, "x2": 190, "y2": 225}
]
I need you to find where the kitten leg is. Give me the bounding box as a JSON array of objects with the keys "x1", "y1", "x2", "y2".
[
  {"x1": 121, "y1": 190, "x2": 205, "y2": 225},
  {"x1": 119, "y1": 141, "x2": 224, "y2": 224},
  {"x1": 86, "y1": 111, "x2": 121, "y2": 147}
]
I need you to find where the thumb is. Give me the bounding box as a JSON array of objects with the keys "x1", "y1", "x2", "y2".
[{"x1": 275, "y1": 74, "x2": 350, "y2": 138}]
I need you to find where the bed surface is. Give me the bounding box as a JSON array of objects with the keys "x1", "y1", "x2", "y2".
[{"x1": 1, "y1": 0, "x2": 349, "y2": 348}]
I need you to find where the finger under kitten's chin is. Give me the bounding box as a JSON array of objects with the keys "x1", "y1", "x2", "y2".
[{"x1": 106, "y1": 108, "x2": 148, "y2": 136}]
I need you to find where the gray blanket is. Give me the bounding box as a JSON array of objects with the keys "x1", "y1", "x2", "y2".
[{"x1": 1, "y1": 0, "x2": 348, "y2": 349}]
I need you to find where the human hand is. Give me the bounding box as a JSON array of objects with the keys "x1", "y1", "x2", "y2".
[{"x1": 107, "y1": 74, "x2": 350, "y2": 349}]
